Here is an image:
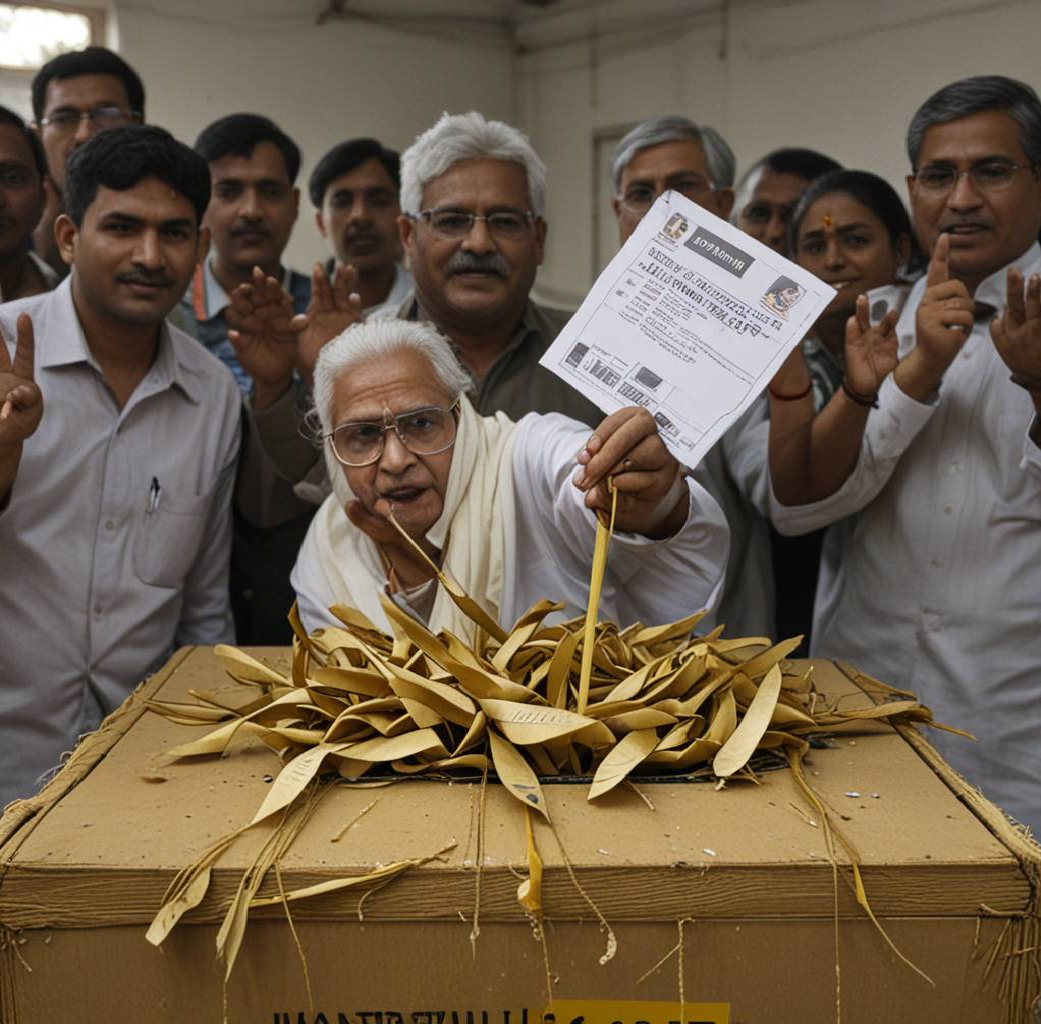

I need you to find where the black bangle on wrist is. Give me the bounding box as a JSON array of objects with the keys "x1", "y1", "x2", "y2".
[
  {"x1": 768, "y1": 381, "x2": 813, "y2": 402},
  {"x1": 841, "y1": 378, "x2": 879, "y2": 409}
]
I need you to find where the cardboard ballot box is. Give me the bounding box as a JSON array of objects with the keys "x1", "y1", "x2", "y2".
[{"x1": 1, "y1": 647, "x2": 1039, "y2": 1024}]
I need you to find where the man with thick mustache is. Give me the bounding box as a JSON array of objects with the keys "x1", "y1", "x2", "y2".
[
  {"x1": 771, "y1": 75, "x2": 1041, "y2": 834},
  {"x1": 310, "y1": 137, "x2": 412, "y2": 312},
  {"x1": 229, "y1": 111, "x2": 601, "y2": 512},
  {"x1": 386, "y1": 110, "x2": 600, "y2": 422},
  {"x1": 176, "y1": 113, "x2": 309, "y2": 393},
  {"x1": 0, "y1": 126, "x2": 240, "y2": 807}
]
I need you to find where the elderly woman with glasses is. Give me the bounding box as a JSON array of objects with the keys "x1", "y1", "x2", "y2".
[{"x1": 291, "y1": 318, "x2": 729, "y2": 637}]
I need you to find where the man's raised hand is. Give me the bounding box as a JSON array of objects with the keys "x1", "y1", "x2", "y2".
[
  {"x1": 0, "y1": 314, "x2": 43, "y2": 446},
  {"x1": 226, "y1": 267, "x2": 300, "y2": 410},
  {"x1": 844, "y1": 294, "x2": 900, "y2": 399},
  {"x1": 991, "y1": 267, "x2": 1041, "y2": 391},
  {"x1": 295, "y1": 262, "x2": 363, "y2": 389},
  {"x1": 914, "y1": 233, "x2": 974, "y2": 373}
]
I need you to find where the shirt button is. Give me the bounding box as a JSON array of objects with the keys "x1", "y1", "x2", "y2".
[
  {"x1": 243, "y1": 588, "x2": 254, "y2": 600},
  {"x1": 105, "y1": 519, "x2": 116, "y2": 530},
  {"x1": 944, "y1": 505, "x2": 954, "y2": 515},
  {"x1": 93, "y1": 604, "x2": 102, "y2": 616},
  {"x1": 930, "y1": 558, "x2": 942, "y2": 567}
]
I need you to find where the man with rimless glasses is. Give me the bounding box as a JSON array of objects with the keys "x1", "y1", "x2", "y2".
[
  {"x1": 771, "y1": 75, "x2": 1041, "y2": 835},
  {"x1": 30, "y1": 47, "x2": 145, "y2": 277}
]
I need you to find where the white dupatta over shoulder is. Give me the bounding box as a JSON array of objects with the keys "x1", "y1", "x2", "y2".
[{"x1": 304, "y1": 395, "x2": 518, "y2": 638}]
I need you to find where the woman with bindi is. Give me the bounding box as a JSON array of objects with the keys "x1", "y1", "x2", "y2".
[
  {"x1": 767, "y1": 169, "x2": 922, "y2": 507},
  {"x1": 765, "y1": 171, "x2": 921, "y2": 645},
  {"x1": 291, "y1": 319, "x2": 729, "y2": 637}
]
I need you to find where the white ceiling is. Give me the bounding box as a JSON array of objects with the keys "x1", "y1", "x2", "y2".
[{"x1": 311, "y1": 0, "x2": 741, "y2": 50}]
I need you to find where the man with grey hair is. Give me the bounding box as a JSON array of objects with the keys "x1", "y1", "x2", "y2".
[
  {"x1": 772, "y1": 75, "x2": 1041, "y2": 834},
  {"x1": 610, "y1": 116, "x2": 774, "y2": 641},
  {"x1": 390, "y1": 111, "x2": 597, "y2": 423},
  {"x1": 227, "y1": 110, "x2": 599, "y2": 523},
  {"x1": 611, "y1": 115, "x2": 735, "y2": 243}
]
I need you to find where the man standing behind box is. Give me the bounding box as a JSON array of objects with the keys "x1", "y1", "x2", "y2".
[
  {"x1": 611, "y1": 116, "x2": 775, "y2": 640},
  {"x1": 310, "y1": 137, "x2": 412, "y2": 312},
  {"x1": 771, "y1": 75, "x2": 1041, "y2": 833},
  {"x1": 0, "y1": 125, "x2": 240, "y2": 807}
]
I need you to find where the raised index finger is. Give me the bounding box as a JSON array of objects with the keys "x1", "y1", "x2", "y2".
[
  {"x1": 11, "y1": 314, "x2": 35, "y2": 381},
  {"x1": 925, "y1": 232, "x2": 951, "y2": 288}
]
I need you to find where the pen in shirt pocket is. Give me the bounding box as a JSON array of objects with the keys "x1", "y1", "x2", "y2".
[{"x1": 147, "y1": 477, "x2": 162, "y2": 514}]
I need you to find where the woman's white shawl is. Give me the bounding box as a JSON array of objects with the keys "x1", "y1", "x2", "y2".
[{"x1": 307, "y1": 395, "x2": 517, "y2": 638}]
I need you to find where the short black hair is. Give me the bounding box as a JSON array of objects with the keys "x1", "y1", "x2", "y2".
[
  {"x1": 787, "y1": 169, "x2": 924, "y2": 271},
  {"x1": 64, "y1": 124, "x2": 210, "y2": 227},
  {"x1": 194, "y1": 113, "x2": 301, "y2": 183},
  {"x1": 759, "y1": 147, "x2": 842, "y2": 182},
  {"x1": 0, "y1": 105, "x2": 48, "y2": 179},
  {"x1": 307, "y1": 138, "x2": 401, "y2": 207},
  {"x1": 31, "y1": 46, "x2": 145, "y2": 121}
]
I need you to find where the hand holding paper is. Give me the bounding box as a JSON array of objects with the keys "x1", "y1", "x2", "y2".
[{"x1": 540, "y1": 191, "x2": 836, "y2": 471}]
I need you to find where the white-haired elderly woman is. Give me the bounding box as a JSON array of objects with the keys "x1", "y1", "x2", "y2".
[{"x1": 292, "y1": 318, "x2": 729, "y2": 636}]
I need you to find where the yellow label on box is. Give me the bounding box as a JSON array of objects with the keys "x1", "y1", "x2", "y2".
[{"x1": 539, "y1": 999, "x2": 730, "y2": 1024}]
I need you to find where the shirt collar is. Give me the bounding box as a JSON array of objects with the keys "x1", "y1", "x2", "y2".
[
  {"x1": 191, "y1": 259, "x2": 232, "y2": 322},
  {"x1": 39, "y1": 275, "x2": 204, "y2": 403},
  {"x1": 974, "y1": 241, "x2": 1041, "y2": 310},
  {"x1": 195, "y1": 259, "x2": 296, "y2": 321},
  {"x1": 38, "y1": 276, "x2": 96, "y2": 369}
]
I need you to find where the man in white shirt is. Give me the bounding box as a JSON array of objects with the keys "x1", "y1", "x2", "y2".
[
  {"x1": 771, "y1": 75, "x2": 1041, "y2": 833},
  {"x1": 0, "y1": 125, "x2": 240, "y2": 807}
]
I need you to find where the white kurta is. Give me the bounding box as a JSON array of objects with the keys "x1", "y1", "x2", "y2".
[
  {"x1": 293, "y1": 412, "x2": 729, "y2": 635},
  {"x1": 771, "y1": 243, "x2": 1041, "y2": 835}
]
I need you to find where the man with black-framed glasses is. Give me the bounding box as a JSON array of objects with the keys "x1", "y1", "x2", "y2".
[
  {"x1": 30, "y1": 46, "x2": 146, "y2": 277},
  {"x1": 771, "y1": 74, "x2": 1041, "y2": 835}
]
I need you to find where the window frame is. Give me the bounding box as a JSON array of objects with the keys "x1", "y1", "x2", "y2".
[{"x1": 0, "y1": 1, "x2": 105, "y2": 74}]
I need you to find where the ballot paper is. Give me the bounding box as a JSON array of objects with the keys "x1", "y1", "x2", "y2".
[{"x1": 540, "y1": 191, "x2": 836, "y2": 469}]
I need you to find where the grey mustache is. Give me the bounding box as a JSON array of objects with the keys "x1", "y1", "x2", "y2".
[{"x1": 444, "y1": 251, "x2": 510, "y2": 278}]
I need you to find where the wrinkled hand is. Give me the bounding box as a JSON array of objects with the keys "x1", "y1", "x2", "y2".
[
  {"x1": 345, "y1": 496, "x2": 401, "y2": 545},
  {"x1": 844, "y1": 294, "x2": 899, "y2": 397},
  {"x1": 345, "y1": 496, "x2": 439, "y2": 590},
  {"x1": 991, "y1": 266, "x2": 1041, "y2": 388},
  {"x1": 574, "y1": 406, "x2": 687, "y2": 537},
  {"x1": 0, "y1": 314, "x2": 43, "y2": 446},
  {"x1": 914, "y1": 233, "x2": 974, "y2": 374},
  {"x1": 295, "y1": 263, "x2": 363, "y2": 388},
  {"x1": 226, "y1": 266, "x2": 299, "y2": 404}
]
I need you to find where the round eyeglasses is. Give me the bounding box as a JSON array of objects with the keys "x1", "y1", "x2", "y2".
[
  {"x1": 325, "y1": 403, "x2": 459, "y2": 467},
  {"x1": 414, "y1": 208, "x2": 535, "y2": 241},
  {"x1": 37, "y1": 105, "x2": 142, "y2": 135}
]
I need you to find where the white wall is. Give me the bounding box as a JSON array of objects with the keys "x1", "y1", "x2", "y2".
[
  {"x1": 112, "y1": 0, "x2": 516, "y2": 271},
  {"x1": 4, "y1": 0, "x2": 1039, "y2": 302},
  {"x1": 517, "y1": 0, "x2": 1041, "y2": 303}
]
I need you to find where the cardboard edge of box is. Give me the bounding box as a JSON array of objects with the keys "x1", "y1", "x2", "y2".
[{"x1": 1, "y1": 649, "x2": 1039, "y2": 1022}]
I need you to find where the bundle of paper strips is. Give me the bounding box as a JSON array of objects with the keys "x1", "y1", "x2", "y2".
[{"x1": 143, "y1": 493, "x2": 965, "y2": 994}]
